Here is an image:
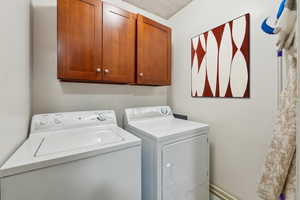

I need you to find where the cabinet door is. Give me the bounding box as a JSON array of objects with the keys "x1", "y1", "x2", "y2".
[
  {"x1": 162, "y1": 135, "x2": 209, "y2": 200},
  {"x1": 58, "y1": 0, "x2": 102, "y2": 81},
  {"x1": 102, "y1": 3, "x2": 136, "y2": 83},
  {"x1": 137, "y1": 15, "x2": 171, "y2": 86}
]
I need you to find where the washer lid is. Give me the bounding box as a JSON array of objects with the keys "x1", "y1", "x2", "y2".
[
  {"x1": 0, "y1": 126, "x2": 140, "y2": 178},
  {"x1": 36, "y1": 129, "x2": 124, "y2": 157},
  {"x1": 127, "y1": 117, "x2": 209, "y2": 141}
]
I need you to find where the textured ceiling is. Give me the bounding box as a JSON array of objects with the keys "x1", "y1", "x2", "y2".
[{"x1": 122, "y1": 0, "x2": 193, "y2": 19}]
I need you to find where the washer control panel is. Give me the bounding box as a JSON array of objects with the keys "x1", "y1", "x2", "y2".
[{"x1": 31, "y1": 110, "x2": 117, "y2": 134}]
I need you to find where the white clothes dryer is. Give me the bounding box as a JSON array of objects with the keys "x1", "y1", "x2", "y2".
[{"x1": 124, "y1": 106, "x2": 209, "y2": 200}]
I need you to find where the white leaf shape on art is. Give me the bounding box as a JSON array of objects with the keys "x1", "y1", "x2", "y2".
[
  {"x1": 219, "y1": 23, "x2": 232, "y2": 97},
  {"x1": 192, "y1": 36, "x2": 199, "y2": 51},
  {"x1": 230, "y1": 51, "x2": 248, "y2": 97},
  {"x1": 206, "y1": 31, "x2": 218, "y2": 96},
  {"x1": 200, "y1": 34, "x2": 206, "y2": 51},
  {"x1": 191, "y1": 54, "x2": 199, "y2": 96},
  {"x1": 191, "y1": 54, "x2": 206, "y2": 96},
  {"x1": 232, "y1": 16, "x2": 246, "y2": 48},
  {"x1": 197, "y1": 54, "x2": 207, "y2": 96}
]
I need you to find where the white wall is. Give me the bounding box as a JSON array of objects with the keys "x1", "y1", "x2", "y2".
[
  {"x1": 0, "y1": 0, "x2": 31, "y2": 165},
  {"x1": 297, "y1": 2, "x2": 300, "y2": 198},
  {"x1": 168, "y1": 0, "x2": 279, "y2": 199},
  {"x1": 31, "y1": 0, "x2": 169, "y2": 125},
  {"x1": 7, "y1": 0, "x2": 283, "y2": 198}
]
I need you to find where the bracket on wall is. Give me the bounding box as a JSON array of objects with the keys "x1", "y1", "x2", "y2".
[
  {"x1": 210, "y1": 184, "x2": 239, "y2": 200},
  {"x1": 173, "y1": 113, "x2": 188, "y2": 120}
]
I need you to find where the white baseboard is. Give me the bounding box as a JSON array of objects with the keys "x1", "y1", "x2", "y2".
[{"x1": 210, "y1": 184, "x2": 239, "y2": 200}]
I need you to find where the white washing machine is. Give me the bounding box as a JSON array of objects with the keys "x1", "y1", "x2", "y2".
[
  {"x1": 124, "y1": 106, "x2": 209, "y2": 200},
  {"x1": 0, "y1": 110, "x2": 141, "y2": 200}
]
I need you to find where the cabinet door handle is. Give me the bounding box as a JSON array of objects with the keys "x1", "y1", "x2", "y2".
[
  {"x1": 104, "y1": 69, "x2": 110, "y2": 73},
  {"x1": 96, "y1": 68, "x2": 101, "y2": 72},
  {"x1": 139, "y1": 72, "x2": 143, "y2": 77}
]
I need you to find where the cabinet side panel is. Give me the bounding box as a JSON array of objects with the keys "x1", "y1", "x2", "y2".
[
  {"x1": 124, "y1": 128, "x2": 156, "y2": 200},
  {"x1": 1, "y1": 147, "x2": 141, "y2": 200}
]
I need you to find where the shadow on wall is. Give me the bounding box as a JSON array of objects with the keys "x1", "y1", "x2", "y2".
[
  {"x1": 31, "y1": 0, "x2": 168, "y2": 124},
  {"x1": 60, "y1": 82, "x2": 166, "y2": 97}
]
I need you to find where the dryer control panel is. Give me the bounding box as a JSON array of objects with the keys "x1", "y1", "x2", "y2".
[
  {"x1": 124, "y1": 106, "x2": 173, "y2": 124},
  {"x1": 31, "y1": 110, "x2": 117, "y2": 134}
]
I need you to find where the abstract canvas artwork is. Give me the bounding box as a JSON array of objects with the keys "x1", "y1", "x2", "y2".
[{"x1": 191, "y1": 14, "x2": 250, "y2": 98}]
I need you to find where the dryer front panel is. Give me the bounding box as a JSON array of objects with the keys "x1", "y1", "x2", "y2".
[{"x1": 162, "y1": 135, "x2": 209, "y2": 200}]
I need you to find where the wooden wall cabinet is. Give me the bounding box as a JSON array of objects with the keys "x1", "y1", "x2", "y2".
[
  {"x1": 58, "y1": 0, "x2": 171, "y2": 86},
  {"x1": 102, "y1": 3, "x2": 136, "y2": 84},
  {"x1": 58, "y1": 0, "x2": 102, "y2": 81},
  {"x1": 136, "y1": 15, "x2": 171, "y2": 86}
]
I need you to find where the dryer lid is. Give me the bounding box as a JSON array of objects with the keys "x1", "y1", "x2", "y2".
[
  {"x1": 124, "y1": 106, "x2": 208, "y2": 141},
  {"x1": 127, "y1": 117, "x2": 208, "y2": 141}
]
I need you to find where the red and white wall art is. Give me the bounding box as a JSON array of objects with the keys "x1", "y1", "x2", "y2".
[{"x1": 191, "y1": 14, "x2": 250, "y2": 98}]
